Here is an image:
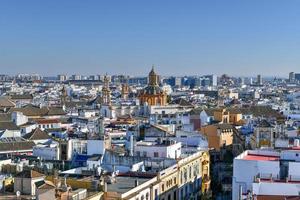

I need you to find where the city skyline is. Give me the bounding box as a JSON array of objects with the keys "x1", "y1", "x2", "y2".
[{"x1": 1, "y1": 0, "x2": 300, "y2": 76}]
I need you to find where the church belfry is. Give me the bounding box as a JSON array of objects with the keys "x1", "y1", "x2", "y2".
[
  {"x1": 149, "y1": 65, "x2": 159, "y2": 86},
  {"x1": 102, "y1": 74, "x2": 111, "y2": 105},
  {"x1": 61, "y1": 85, "x2": 68, "y2": 106},
  {"x1": 121, "y1": 79, "x2": 129, "y2": 100}
]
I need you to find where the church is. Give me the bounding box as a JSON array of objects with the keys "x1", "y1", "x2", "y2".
[{"x1": 138, "y1": 67, "x2": 167, "y2": 106}]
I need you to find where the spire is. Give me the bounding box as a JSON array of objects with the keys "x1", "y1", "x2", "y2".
[{"x1": 148, "y1": 65, "x2": 158, "y2": 85}]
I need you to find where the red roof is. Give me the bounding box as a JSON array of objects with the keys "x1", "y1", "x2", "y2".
[
  {"x1": 244, "y1": 154, "x2": 280, "y2": 161},
  {"x1": 34, "y1": 118, "x2": 60, "y2": 124}
]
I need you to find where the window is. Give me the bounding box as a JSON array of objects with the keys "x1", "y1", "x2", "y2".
[
  {"x1": 173, "y1": 177, "x2": 176, "y2": 184},
  {"x1": 181, "y1": 188, "x2": 184, "y2": 198},
  {"x1": 143, "y1": 151, "x2": 147, "y2": 157},
  {"x1": 162, "y1": 184, "x2": 165, "y2": 192},
  {"x1": 185, "y1": 185, "x2": 188, "y2": 194},
  {"x1": 181, "y1": 171, "x2": 183, "y2": 183},
  {"x1": 136, "y1": 151, "x2": 140, "y2": 157},
  {"x1": 155, "y1": 189, "x2": 158, "y2": 200},
  {"x1": 194, "y1": 162, "x2": 199, "y2": 176},
  {"x1": 189, "y1": 166, "x2": 192, "y2": 179},
  {"x1": 154, "y1": 152, "x2": 159, "y2": 157}
]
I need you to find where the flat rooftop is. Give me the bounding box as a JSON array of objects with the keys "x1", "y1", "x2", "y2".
[
  {"x1": 243, "y1": 153, "x2": 280, "y2": 161},
  {"x1": 106, "y1": 176, "x2": 151, "y2": 194}
]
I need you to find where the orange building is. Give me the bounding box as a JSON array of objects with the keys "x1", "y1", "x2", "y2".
[
  {"x1": 213, "y1": 108, "x2": 243, "y2": 125},
  {"x1": 201, "y1": 123, "x2": 234, "y2": 151},
  {"x1": 138, "y1": 67, "x2": 167, "y2": 106}
]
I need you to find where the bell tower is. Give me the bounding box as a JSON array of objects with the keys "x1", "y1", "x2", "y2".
[
  {"x1": 121, "y1": 80, "x2": 129, "y2": 100},
  {"x1": 149, "y1": 65, "x2": 159, "y2": 86},
  {"x1": 102, "y1": 74, "x2": 111, "y2": 105},
  {"x1": 61, "y1": 85, "x2": 68, "y2": 106}
]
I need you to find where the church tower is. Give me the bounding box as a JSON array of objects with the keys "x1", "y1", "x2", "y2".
[
  {"x1": 61, "y1": 85, "x2": 68, "y2": 106},
  {"x1": 102, "y1": 74, "x2": 111, "y2": 105},
  {"x1": 148, "y1": 65, "x2": 159, "y2": 86},
  {"x1": 121, "y1": 79, "x2": 130, "y2": 100}
]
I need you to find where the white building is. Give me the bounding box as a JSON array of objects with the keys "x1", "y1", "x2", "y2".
[
  {"x1": 87, "y1": 140, "x2": 105, "y2": 156},
  {"x1": 11, "y1": 111, "x2": 28, "y2": 126},
  {"x1": 233, "y1": 148, "x2": 300, "y2": 199},
  {"x1": 33, "y1": 142, "x2": 60, "y2": 160},
  {"x1": 175, "y1": 130, "x2": 208, "y2": 151},
  {"x1": 135, "y1": 140, "x2": 181, "y2": 159}
]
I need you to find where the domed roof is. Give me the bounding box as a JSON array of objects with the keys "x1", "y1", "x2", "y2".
[{"x1": 140, "y1": 85, "x2": 163, "y2": 95}]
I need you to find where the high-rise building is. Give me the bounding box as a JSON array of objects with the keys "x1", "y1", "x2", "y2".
[
  {"x1": 249, "y1": 77, "x2": 253, "y2": 85},
  {"x1": 203, "y1": 75, "x2": 217, "y2": 86},
  {"x1": 289, "y1": 72, "x2": 295, "y2": 82},
  {"x1": 168, "y1": 77, "x2": 182, "y2": 87},
  {"x1": 238, "y1": 77, "x2": 244, "y2": 85},
  {"x1": 58, "y1": 74, "x2": 68, "y2": 82},
  {"x1": 257, "y1": 74, "x2": 262, "y2": 85},
  {"x1": 295, "y1": 73, "x2": 300, "y2": 81},
  {"x1": 71, "y1": 74, "x2": 81, "y2": 80}
]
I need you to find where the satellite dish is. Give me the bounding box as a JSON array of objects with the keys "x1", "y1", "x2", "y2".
[{"x1": 16, "y1": 191, "x2": 20, "y2": 197}]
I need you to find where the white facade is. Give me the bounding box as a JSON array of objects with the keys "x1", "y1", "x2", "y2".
[
  {"x1": 87, "y1": 140, "x2": 105, "y2": 155},
  {"x1": 33, "y1": 143, "x2": 59, "y2": 160},
  {"x1": 20, "y1": 124, "x2": 37, "y2": 136},
  {"x1": 79, "y1": 109, "x2": 96, "y2": 118},
  {"x1": 200, "y1": 110, "x2": 213, "y2": 126},
  {"x1": 175, "y1": 130, "x2": 208, "y2": 150},
  {"x1": 233, "y1": 149, "x2": 300, "y2": 199},
  {"x1": 12, "y1": 111, "x2": 28, "y2": 126},
  {"x1": 135, "y1": 141, "x2": 181, "y2": 159}
]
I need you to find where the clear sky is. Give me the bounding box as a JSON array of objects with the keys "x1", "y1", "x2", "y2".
[{"x1": 0, "y1": 0, "x2": 300, "y2": 77}]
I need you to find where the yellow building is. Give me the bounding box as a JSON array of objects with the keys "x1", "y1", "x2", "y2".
[
  {"x1": 104, "y1": 151, "x2": 210, "y2": 200},
  {"x1": 121, "y1": 82, "x2": 130, "y2": 100},
  {"x1": 213, "y1": 108, "x2": 243, "y2": 125},
  {"x1": 201, "y1": 124, "x2": 234, "y2": 151},
  {"x1": 138, "y1": 67, "x2": 167, "y2": 106},
  {"x1": 214, "y1": 108, "x2": 230, "y2": 123}
]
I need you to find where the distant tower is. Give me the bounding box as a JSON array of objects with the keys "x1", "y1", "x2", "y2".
[
  {"x1": 61, "y1": 85, "x2": 68, "y2": 106},
  {"x1": 257, "y1": 74, "x2": 262, "y2": 85},
  {"x1": 148, "y1": 65, "x2": 159, "y2": 86},
  {"x1": 121, "y1": 80, "x2": 130, "y2": 100},
  {"x1": 289, "y1": 72, "x2": 295, "y2": 83},
  {"x1": 102, "y1": 74, "x2": 111, "y2": 105}
]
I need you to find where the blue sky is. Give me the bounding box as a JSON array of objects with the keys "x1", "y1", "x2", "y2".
[{"x1": 0, "y1": 0, "x2": 300, "y2": 77}]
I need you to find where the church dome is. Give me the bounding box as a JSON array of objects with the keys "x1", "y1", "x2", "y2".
[{"x1": 141, "y1": 85, "x2": 163, "y2": 95}]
